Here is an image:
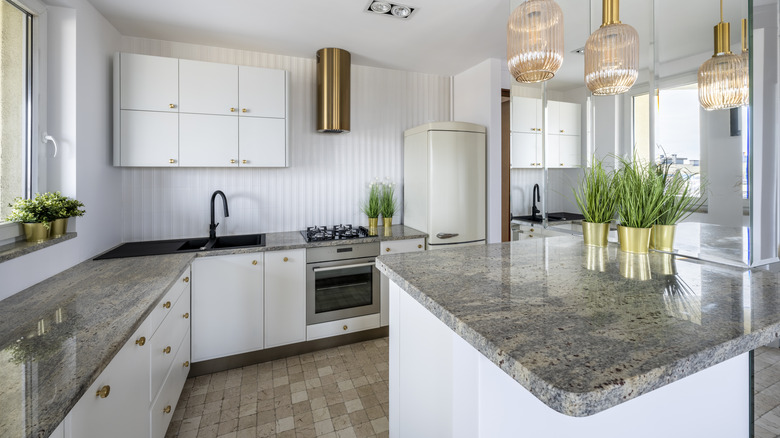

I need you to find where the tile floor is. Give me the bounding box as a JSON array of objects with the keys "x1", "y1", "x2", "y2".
[
  {"x1": 165, "y1": 338, "x2": 390, "y2": 438},
  {"x1": 167, "y1": 340, "x2": 780, "y2": 437}
]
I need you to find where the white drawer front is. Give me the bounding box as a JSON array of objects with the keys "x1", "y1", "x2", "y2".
[
  {"x1": 151, "y1": 331, "x2": 190, "y2": 438},
  {"x1": 150, "y1": 290, "x2": 190, "y2": 402},
  {"x1": 306, "y1": 314, "x2": 380, "y2": 341},
  {"x1": 381, "y1": 238, "x2": 425, "y2": 255},
  {"x1": 149, "y1": 269, "x2": 190, "y2": 337}
]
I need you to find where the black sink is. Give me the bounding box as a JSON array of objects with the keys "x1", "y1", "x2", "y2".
[
  {"x1": 212, "y1": 233, "x2": 266, "y2": 249},
  {"x1": 512, "y1": 212, "x2": 585, "y2": 223},
  {"x1": 94, "y1": 233, "x2": 267, "y2": 260}
]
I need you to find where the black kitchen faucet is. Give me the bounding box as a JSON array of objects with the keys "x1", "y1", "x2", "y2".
[
  {"x1": 209, "y1": 190, "x2": 229, "y2": 241},
  {"x1": 531, "y1": 184, "x2": 541, "y2": 221}
]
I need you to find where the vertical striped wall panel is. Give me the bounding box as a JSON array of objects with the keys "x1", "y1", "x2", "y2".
[{"x1": 120, "y1": 37, "x2": 451, "y2": 241}]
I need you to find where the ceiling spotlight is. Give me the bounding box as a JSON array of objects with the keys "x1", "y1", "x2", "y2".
[
  {"x1": 370, "y1": 1, "x2": 391, "y2": 13},
  {"x1": 572, "y1": 47, "x2": 585, "y2": 55},
  {"x1": 365, "y1": 1, "x2": 415, "y2": 19},
  {"x1": 391, "y1": 5, "x2": 411, "y2": 18}
]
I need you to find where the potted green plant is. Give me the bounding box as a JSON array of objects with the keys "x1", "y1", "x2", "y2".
[
  {"x1": 49, "y1": 193, "x2": 86, "y2": 238},
  {"x1": 6, "y1": 194, "x2": 55, "y2": 242},
  {"x1": 361, "y1": 180, "x2": 381, "y2": 235},
  {"x1": 573, "y1": 156, "x2": 617, "y2": 247},
  {"x1": 380, "y1": 181, "x2": 397, "y2": 233},
  {"x1": 614, "y1": 155, "x2": 667, "y2": 253},
  {"x1": 651, "y1": 163, "x2": 706, "y2": 252}
]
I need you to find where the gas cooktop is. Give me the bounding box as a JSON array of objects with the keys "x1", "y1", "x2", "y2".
[{"x1": 300, "y1": 224, "x2": 370, "y2": 242}]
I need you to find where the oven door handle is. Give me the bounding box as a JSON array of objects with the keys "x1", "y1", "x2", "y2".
[{"x1": 312, "y1": 262, "x2": 376, "y2": 273}]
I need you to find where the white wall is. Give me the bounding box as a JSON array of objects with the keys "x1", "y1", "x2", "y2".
[
  {"x1": 0, "y1": 0, "x2": 122, "y2": 300},
  {"x1": 119, "y1": 37, "x2": 452, "y2": 241},
  {"x1": 453, "y1": 58, "x2": 503, "y2": 244}
]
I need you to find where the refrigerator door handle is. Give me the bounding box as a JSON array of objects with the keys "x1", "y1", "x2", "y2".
[{"x1": 436, "y1": 233, "x2": 460, "y2": 239}]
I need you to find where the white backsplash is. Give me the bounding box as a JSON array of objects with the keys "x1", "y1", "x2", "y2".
[
  {"x1": 120, "y1": 37, "x2": 451, "y2": 241},
  {"x1": 510, "y1": 168, "x2": 582, "y2": 216}
]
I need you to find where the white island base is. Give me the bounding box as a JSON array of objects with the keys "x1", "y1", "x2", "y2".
[{"x1": 388, "y1": 281, "x2": 749, "y2": 438}]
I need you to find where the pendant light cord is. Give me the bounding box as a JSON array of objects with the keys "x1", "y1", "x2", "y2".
[{"x1": 720, "y1": 0, "x2": 723, "y2": 23}]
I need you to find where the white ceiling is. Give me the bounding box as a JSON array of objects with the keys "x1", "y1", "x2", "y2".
[{"x1": 86, "y1": 0, "x2": 753, "y2": 84}]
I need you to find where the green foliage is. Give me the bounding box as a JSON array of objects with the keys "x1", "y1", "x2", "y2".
[
  {"x1": 361, "y1": 182, "x2": 382, "y2": 218},
  {"x1": 614, "y1": 154, "x2": 668, "y2": 229},
  {"x1": 654, "y1": 161, "x2": 707, "y2": 226},
  {"x1": 573, "y1": 157, "x2": 618, "y2": 223},
  {"x1": 6, "y1": 192, "x2": 86, "y2": 226},
  {"x1": 379, "y1": 183, "x2": 397, "y2": 218}
]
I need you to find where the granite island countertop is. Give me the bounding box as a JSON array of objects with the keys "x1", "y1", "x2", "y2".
[
  {"x1": 376, "y1": 236, "x2": 780, "y2": 417},
  {"x1": 0, "y1": 224, "x2": 426, "y2": 438}
]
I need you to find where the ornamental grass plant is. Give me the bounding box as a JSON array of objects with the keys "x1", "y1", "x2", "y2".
[
  {"x1": 614, "y1": 154, "x2": 667, "y2": 229},
  {"x1": 654, "y1": 161, "x2": 707, "y2": 226},
  {"x1": 573, "y1": 157, "x2": 618, "y2": 224},
  {"x1": 361, "y1": 181, "x2": 381, "y2": 219},
  {"x1": 379, "y1": 182, "x2": 397, "y2": 219}
]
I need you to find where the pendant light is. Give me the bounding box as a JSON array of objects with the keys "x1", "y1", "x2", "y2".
[
  {"x1": 697, "y1": 0, "x2": 746, "y2": 111},
  {"x1": 507, "y1": 0, "x2": 564, "y2": 83},
  {"x1": 739, "y1": 18, "x2": 749, "y2": 106},
  {"x1": 584, "y1": 0, "x2": 639, "y2": 95}
]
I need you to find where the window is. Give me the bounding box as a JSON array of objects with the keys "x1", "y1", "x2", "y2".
[{"x1": 0, "y1": 0, "x2": 34, "y2": 222}]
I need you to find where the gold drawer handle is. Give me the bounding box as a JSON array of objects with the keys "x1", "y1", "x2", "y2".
[
  {"x1": 183, "y1": 276, "x2": 189, "y2": 283},
  {"x1": 343, "y1": 325, "x2": 348, "y2": 331},
  {"x1": 230, "y1": 107, "x2": 236, "y2": 112},
  {"x1": 96, "y1": 385, "x2": 110, "y2": 398},
  {"x1": 283, "y1": 257, "x2": 289, "y2": 262},
  {"x1": 163, "y1": 346, "x2": 172, "y2": 354},
  {"x1": 183, "y1": 312, "x2": 189, "y2": 319},
  {"x1": 230, "y1": 159, "x2": 236, "y2": 164},
  {"x1": 135, "y1": 336, "x2": 146, "y2": 346},
  {"x1": 242, "y1": 108, "x2": 247, "y2": 113},
  {"x1": 252, "y1": 260, "x2": 258, "y2": 265},
  {"x1": 417, "y1": 244, "x2": 422, "y2": 249},
  {"x1": 183, "y1": 361, "x2": 190, "y2": 368},
  {"x1": 169, "y1": 159, "x2": 176, "y2": 164},
  {"x1": 163, "y1": 301, "x2": 171, "y2": 309},
  {"x1": 169, "y1": 104, "x2": 176, "y2": 109},
  {"x1": 385, "y1": 248, "x2": 390, "y2": 252},
  {"x1": 242, "y1": 159, "x2": 248, "y2": 164},
  {"x1": 163, "y1": 405, "x2": 172, "y2": 414}
]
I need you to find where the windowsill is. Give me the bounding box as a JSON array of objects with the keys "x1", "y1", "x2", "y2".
[{"x1": 0, "y1": 232, "x2": 77, "y2": 264}]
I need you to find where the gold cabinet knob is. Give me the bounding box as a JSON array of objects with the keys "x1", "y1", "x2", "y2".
[
  {"x1": 169, "y1": 104, "x2": 176, "y2": 109},
  {"x1": 283, "y1": 257, "x2": 289, "y2": 262},
  {"x1": 560, "y1": 129, "x2": 564, "y2": 133},
  {"x1": 343, "y1": 325, "x2": 348, "y2": 331},
  {"x1": 418, "y1": 244, "x2": 422, "y2": 249},
  {"x1": 163, "y1": 346, "x2": 172, "y2": 354},
  {"x1": 183, "y1": 276, "x2": 189, "y2": 283},
  {"x1": 183, "y1": 312, "x2": 189, "y2": 319},
  {"x1": 135, "y1": 336, "x2": 146, "y2": 346},
  {"x1": 560, "y1": 163, "x2": 564, "y2": 166},
  {"x1": 385, "y1": 248, "x2": 391, "y2": 252},
  {"x1": 529, "y1": 234, "x2": 534, "y2": 238},
  {"x1": 96, "y1": 385, "x2": 110, "y2": 398},
  {"x1": 230, "y1": 159, "x2": 236, "y2": 164},
  {"x1": 230, "y1": 107, "x2": 236, "y2": 112},
  {"x1": 163, "y1": 405, "x2": 172, "y2": 414},
  {"x1": 530, "y1": 228, "x2": 535, "y2": 232},
  {"x1": 252, "y1": 260, "x2": 258, "y2": 265},
  {"x1": 163, "y1": 301, "x2": 171, "y2": 309},
  {"x1": 242, "y1": 108, "x2": 247, "y2": 113},
  {"x1": 169, "y1": 159, "x2": 176, "y2": 164},
  {"x1": 183, "y1": 361, "x2": 190, "y2": 367}
]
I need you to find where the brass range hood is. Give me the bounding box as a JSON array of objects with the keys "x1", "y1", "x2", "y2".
[{"x1": 316, "y1": 48, "x2": 351, "y2": 133}]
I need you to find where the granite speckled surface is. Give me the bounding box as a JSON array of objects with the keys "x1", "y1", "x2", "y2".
[
  {"x1": 0, "y1": 232, "x2": 77, "y2": 264},
  {"x1": 376, "y1": 236, "x2": 780, "y2": 417},
  {"x1": 0, "y1": 225, "x2": 426, "y2": 438}
]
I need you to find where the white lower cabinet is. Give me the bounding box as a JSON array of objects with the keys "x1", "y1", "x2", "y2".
[
  {"x1": 191, "y1": 253, "x2": 264, "y2": 362},
  {"x1": 307, "y1": 314, "x2": 381, "y2": 341},
  {"x1": 264, "y1": 249, "x2": 306, "y2": 348},
  {"x1": 64, "y1": 269, "x2": 191, "y2": 438},
  {"x1": 380, "y1": 238, "x2": 425, "y2": 326}
]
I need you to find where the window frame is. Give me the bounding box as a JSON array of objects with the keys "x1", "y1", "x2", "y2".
[{"x1": 0, "y1": 0, "x2": 47, "y2": 243}]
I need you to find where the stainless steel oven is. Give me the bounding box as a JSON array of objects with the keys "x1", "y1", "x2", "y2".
[{"x1": 306, "y1": 242, "x2": 380, "y2": 325}]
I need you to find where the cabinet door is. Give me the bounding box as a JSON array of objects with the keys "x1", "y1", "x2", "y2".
[
  {"x1": 264, "y1": 249, "x2": 306, "y2": 348},
  {"x1": 191, "y1": 253, "x2": 264, "y2": 362},
  {"x1": 70, "y1": 322, "x2": 150, "y2": 438},
  {"x1": 558, "y1": 102, "x2": 581, "y2": 136},
  {"x1": 120, "y1": 53, "x2": 178, "y2": 112},
  {"x1": 179, "y1": 59, "x2": 238, "y2": 116},
  {"x1": 559, "y1": 135, "x2": 582, "y2": 167},
  {"x1": 238, "y1": 117, "x2": 286, "y2": 167},
  {"x1": 179, "y1": 114, "x2": 238, "y2": 167},
  {"x1": 380, "y1": 239, "x2": 425, "y2": 326},
  {"x1": 239, "y1": 66, "x2": 286, "y2": 118},
  {"x1": 511, "y1": 97, "x2": 541, "y2": 133},
  {"x1": 547, "y1": 101, "x2": 560, "y2": 136},
  {"x1": 546, "y1": 135, "x2": 561, "y2": 168},
  {"x1": 120, "y1": 111, "x2": 179, "y2": 167},
  {"x1": 510, "y1": 132, "x2": 538, "y2": 168}
]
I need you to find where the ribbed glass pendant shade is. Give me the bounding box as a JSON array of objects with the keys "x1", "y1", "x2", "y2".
[
  {"x1": 698, "y1": 13, "x2": 747, "y2": 110},
  {"x1": 507, "y1": 0, "x2": 564, "y2": 83},
  {"x1": 584, "y1": 0, "x2": 639, "y2": 95}
]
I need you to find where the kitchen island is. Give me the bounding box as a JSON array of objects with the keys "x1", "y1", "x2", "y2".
[{"x1": 376, "y1": 237, "x2": 780, "y2": 437}]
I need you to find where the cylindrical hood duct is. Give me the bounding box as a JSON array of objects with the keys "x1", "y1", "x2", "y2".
[{"x1": 316, "y1": 48, "x2": 351, "y2": 133}]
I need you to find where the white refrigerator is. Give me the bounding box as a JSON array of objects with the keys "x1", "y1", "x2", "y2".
[{"x1": 403, "y1": 122, "x2": 486, "y2": 249}]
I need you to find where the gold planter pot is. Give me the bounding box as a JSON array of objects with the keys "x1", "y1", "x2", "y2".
[
  {"x1": 650, "y1": 224, "x2": 676, "y2": 252},
  {"x1": 581, "y1": 221, "x2": 610, "y2": 247},
  {"x1": 383, "y1": 217, "x2": 392, "y2": 236},
  {"x1": 368, "y1": 217, "x2": 378, "y2": 236},
  {"x1": 23, "y1": 223, "x2": 50, "y2": 243},
  {"x1": 50, "y1": 218, "x2": 69, "y2": 238},
  {"x1": 617, "y1": 225, "x2": 652, "y2": 254}
]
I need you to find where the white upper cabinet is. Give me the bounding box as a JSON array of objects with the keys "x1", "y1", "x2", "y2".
[
  {"x1": 119, "y1": 53, "x2": 178, "y2": 112},
  {"x1": 239, "y1": 117, "x2": 287, "y2": 167},
  {"x1": 120, "y1": 111, "x2": 179, "y2": 167},
  {"x1": 510, "y1": 97, "x2": 581, "y2": 168},
  {"x1": 547, "y1": 101, "x2": 560, "y2": 135},
  {"x1": 511, "y1": 97, "x2": 542, "y2": 134},
  {"x1": 511, "y1": 132, "x2": 541, "y2": 169},
  {"x1": 239, "y1": 66, "x2": 286, "y2": 119},
  {"x1": 180, "y1": 114, "x2": 239, "y2": 167},
  {"x1": 558, "y1": 102, "x2": 581, "y2": 136},
  {"x1": 179, "y1": 59, "x2": 239, "y2": 116}
]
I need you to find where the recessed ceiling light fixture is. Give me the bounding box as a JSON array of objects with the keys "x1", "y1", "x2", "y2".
[{"x1": 366, "y1": 0, "x2": 416, "y2": 19}]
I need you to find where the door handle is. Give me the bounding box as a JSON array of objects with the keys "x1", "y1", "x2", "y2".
[{"x1": 436, "y1": 233, "x2": 459, "y2": 239}]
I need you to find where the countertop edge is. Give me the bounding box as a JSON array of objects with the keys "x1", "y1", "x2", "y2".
[{"x1": 0, "y1": 232, "x2": 77, "y2": 264}]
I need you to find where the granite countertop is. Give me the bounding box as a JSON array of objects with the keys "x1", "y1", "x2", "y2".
[
  {"x1": 0, "y1": 224, "x2": 426, "y2": 438},
  {"x1": 376, "y1": 236, "x2": 780, "y2": 417}
]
